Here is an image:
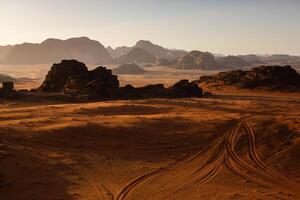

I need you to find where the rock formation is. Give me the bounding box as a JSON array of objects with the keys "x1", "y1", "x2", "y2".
[
  {"x1": 109, "y1": 40, "x2": 186, "y2": 60},
  {"x1": 156, "y1": 58, "x2": 170, "y2": 66},
  {"x1": 170, "y1": 79, "x2": 203, "y2": 97},
  {"x1": 112, "y1": 63, "x2": 146, "y2": 75},
  {"x1": 39, "y1": 60, "x2": 203, "y2": 99},
  {"x1": 236, "y1": 54, "x2": 264, "y2": 65},
  {"x1": 174, "y1": 51, "x2": 219, "y2": 70},
  {"x1": 135, "y1": 40, "x2": 186, "y2": 60},
  {"x1": 115, "y1": 48, "x2": 156, "y2": 64},
  {"x1": 39, "y1": 60, "x2": 119, "y2": 97},
  {"x1": 107, "y1": 46, "x2": 132, "y2": 58},
  {"x1": 217, "y1": 56, "x2": 250, "y2": 69},
  {"x1": 0, "y1": 46, "x2": 12, "y2": 60},
  {"x1": 198, "y1": 65, "x2": 300, "y2": 91},
  {"x1": 1, "y1": 37, "x2": 112, "y2": 64}
]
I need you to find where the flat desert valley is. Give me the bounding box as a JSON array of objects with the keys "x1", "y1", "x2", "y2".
[{"x1": 0, "y1": 67, "x2": 300, "y2": 200}]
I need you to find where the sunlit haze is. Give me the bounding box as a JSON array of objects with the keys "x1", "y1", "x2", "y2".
[{"x1": 1, "y1": 0, "x2": 300, "y2": 55}]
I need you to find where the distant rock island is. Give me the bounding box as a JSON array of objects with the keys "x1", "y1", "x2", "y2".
[
  {"x1": 112, "y1": 63, "x2": 146, "y2": 75},
  {"x1": 115, "y1": 48, "x2": 156, "y2": 64},
  {"x1": 173, "y1": 51, "x2": 219, "y2": 70},
  {"x1": 197, "y1": 65, "x2": 300, "y2": 91}
]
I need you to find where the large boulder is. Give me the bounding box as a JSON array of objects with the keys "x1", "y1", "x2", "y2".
[
  {"x1": 39, "y1": 60, "x2": 89, "y2": 92},
  {"x1": 39, "y1": 60, "x2": 119, "y2": 96}
]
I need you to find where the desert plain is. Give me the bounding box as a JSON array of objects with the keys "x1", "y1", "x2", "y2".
[{"x1": 0, "y1": 68, "x2": 299, "y2": 200}]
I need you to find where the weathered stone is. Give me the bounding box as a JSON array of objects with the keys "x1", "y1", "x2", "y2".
[
  {"x1": 39, "y1": 60, "x2": 119, "y2": 97},
  {"x1": 39, "y1": 60, "x2": 203, "y2": 99},
  {"x1": 40, "y1": 60, "x2": 88, "y2": 92},
  {"x1": 174, "y1": 51, "x2": 219, "y2": 70},
  {"x1": 198, "y1": 65, "x2": 300, "y2": 91},
  {"x1": 112, "y1": 63, "x2": 146, "y2": 75},
  {"x1": 170, "y1": 79, "x2": 203, "y2": 97}
]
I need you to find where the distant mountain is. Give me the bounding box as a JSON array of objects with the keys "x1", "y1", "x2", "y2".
[
  {"x1": 266, "y1": 54, "x2": 300, "y2": 64},
  {"x1": 112, "y1": 63, "x2": 146, "y2": 75},
  {"x1": 107, "y1": 46, "x2": 132, "y2": 58},
  {"x1": 135, "y1": 40, "x2": 186, "y2": 60},
  {"x1": 0, "y1": 37, "x2": 112, "y2": 65},
  {"x1": 115, "y1": 48, "x2": 156, "y2": 64},
  {"x1": 236, "y1": 54, "x2": 264, "y2": 65},
  {"x1": 0, "y1": 46, "x2": 12, "y2": 60},
  {"x1": 108, "y1": 40, "x2": 187, "y2": 60},
  {"x1": 173, "y1": 51, "x2": 219, "y2": 70},
  {"x1": 217, "y1": 56, "x2": 250, "y2": 69}
]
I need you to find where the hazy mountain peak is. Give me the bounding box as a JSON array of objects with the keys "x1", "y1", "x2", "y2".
[
  {"x1": 136, "y1": 40, "x2": 154, "y2": 46},
  {"x1": 1, "y1": 37, "x2": 112, "y2": 65}
]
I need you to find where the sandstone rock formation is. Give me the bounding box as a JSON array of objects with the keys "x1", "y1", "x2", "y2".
[
  {"x1": 170, "y1": 79, "x2": 203, "y2": 97},
  {"x1": 39, "y1": 60, "x2": 119, "y2": 96},
  {"x1": 107, "y1": 46, "x2": 132, "y2": 58},
  {"x1": 198, "y1": 65, "x2": 300, "y2": 91},
  {"x1": 112, "y1": 63, "x2": 146, "y2": 75},
  {"x1": 135, "y1": 40, "x2": 186, "y2": 60},
  {"x1": 174, "y1": 51, "x2": 219, "y2": 70},
  {"x1": 156, "y1": 58, "x2": 170, "y2": 66},
  {"x1": 116, "y1": 48, "x2": 156, "y2": 64},
  {"x1": 0, "y1": 46, "x2": 12, "y2": 60},
  {"x1": 39, "y1": 60, "x2": 203, "y2": 99},
  {"x1": 108, "y1": 40, "x2": 186, "y2": 60},
  {"x1": 236, "y1": 54, "x2": 264, "y2": 65},
  {"x1": 217, "y1": 56, "x2": 250, "y2": 69},
  {"x1": 1, "y1": 37, "x2": 112, "y2": 64}
]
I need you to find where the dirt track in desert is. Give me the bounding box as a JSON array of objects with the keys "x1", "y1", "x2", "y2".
[{"x1": 0, "y1": 92, "x2": 300, "y2": 200}]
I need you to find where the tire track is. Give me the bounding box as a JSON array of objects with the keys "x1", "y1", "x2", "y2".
[
  {"x1": 242, "y1": 120, "x2": 298, "y2": 188},
  {"x1": 116, "y1": 117, "x2": 299, "y2": 200}
]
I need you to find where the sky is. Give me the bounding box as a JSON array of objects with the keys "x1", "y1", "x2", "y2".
[{"x1": 0, "y1": 0, "x2": 300, "y2": 55}]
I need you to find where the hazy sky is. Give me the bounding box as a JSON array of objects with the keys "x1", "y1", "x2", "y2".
[{"x1": 1, "y1": 0, "x2": 300, "y2": 55}]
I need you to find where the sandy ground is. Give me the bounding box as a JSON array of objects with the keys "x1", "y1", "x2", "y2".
[
  {"x1": 0, "y1": 65, "x2": 300, "y2": 199},
  {"x1": 0, "y1": 91, "x2": 299, "y2": 200},
  {"x1": 1, "y1": 64, "x2": 219, "y2": 89}
]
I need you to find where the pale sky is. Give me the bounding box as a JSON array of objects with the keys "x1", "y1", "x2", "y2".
[{"x1": 1, "y1": 0, "x2": 300, "y2": 55}]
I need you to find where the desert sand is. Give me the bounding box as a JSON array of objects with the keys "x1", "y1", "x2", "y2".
[{"x1": 0, "y1": 83, "x2": 299, "y2": 200}]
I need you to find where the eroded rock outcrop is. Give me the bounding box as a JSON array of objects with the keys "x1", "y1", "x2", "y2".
[
  {"x1": 170, "y1": 79, "x2": 203, "y2": 97},
  {"x1": 112, "y1": 63, "x2": 146, "y2": 75},
  {"x1": 174, "y1": 51, "x2": 219, "y2": 70},
  {"x1": 198, "y1": 65, "x2": 300, "y2": 91},
  {"x1": 39, "y1": 60, "x2": 119, "y2": 96},
  {"x1": 217, "y1": 56, "x2": 250, "y2": 69},
  {"x1": 115, "y1": 48, "x2": 156, "y2": 64},
  {"x1": 39, "y1": 60, "x2": 203, "y2": 99}
]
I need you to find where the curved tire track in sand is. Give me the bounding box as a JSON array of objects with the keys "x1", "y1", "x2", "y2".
[
  {"x1": 242, "y1": 120, "x2": 298, "y2": 189},
  {"x1": 116, "y1": 117, "x2": 299, "y2": 200}
]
